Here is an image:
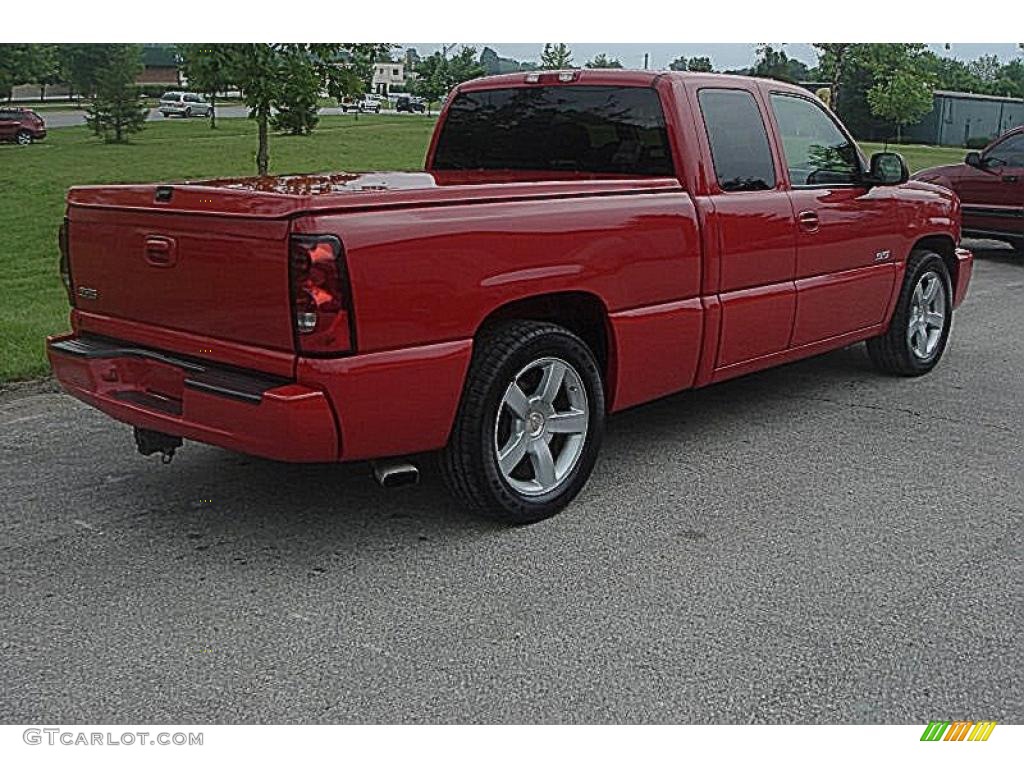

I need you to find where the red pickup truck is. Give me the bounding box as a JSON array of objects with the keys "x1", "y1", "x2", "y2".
[{"x1": 48, "y1": 70, "x2": 973, "y2": 523}]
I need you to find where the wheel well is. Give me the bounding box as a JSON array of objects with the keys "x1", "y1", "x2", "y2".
[
  {"x1": 477, "y1": 292, "x2": 611, "y2": 380},
  {"x1": 913, "y1": 235, "x2": 958, "y2": 292}
]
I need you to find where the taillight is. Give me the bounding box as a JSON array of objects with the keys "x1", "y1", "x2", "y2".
[
  {"x1": 288, "y1": 235, "x2": 353, "y2": 354},
  {"x1": 58, "y1": 218, "x2": 75, "y2": 307}
]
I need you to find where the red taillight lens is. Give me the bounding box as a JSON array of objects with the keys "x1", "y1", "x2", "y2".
[
  {"x1": 289, "y1": 235, "x2": 353, "y2": 354},
  {"x1": 58, "y1": 218, "x2": 75, "y2": 307}
]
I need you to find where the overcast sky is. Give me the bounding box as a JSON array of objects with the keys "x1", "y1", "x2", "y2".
[{"x1": 402, "y1": 43, "x2": 1023, "y2": 71}]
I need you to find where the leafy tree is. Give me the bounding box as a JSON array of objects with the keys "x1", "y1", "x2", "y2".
[
  {"x1": 540, "y1": 43, "x2": 573, "y2": 70},
  {"x1": 0, "y1": 44, "x2": 52, "y2": 101},
  {"x1": 271, "y1": 52, "x2": 322, "y2": 135},
  {"x1": 225, "y1": 44, "x2": 389, "y2": 175},
  {"x1": 178, "y1": 44, "x2": 234, "y2": 128},
  {"x1": 687, "y1": 56, "x2": 713, "y2": 73},
  {"x1": 59, "y1": 44, "x2": 114, "y2": 100},
  {"x1": 85, "y1": 44, "x2": 147, "y2": 143},
  {"x1": 585, "y1": 53, "x2": 623, "y2": 69},
  {"x1": 412, "y1": 46, "x2": 484, "y2": 113},
  {"x1": 857, "y1": 45, "x2": 934, "y2": 142},
  {"x1": 34, "y1": 45, "x2": 66, "y2": 101},
  {"x1": 668, "y1": 56, "x2": 688, "y2": 72},
  {"x1": 968, "y1": 54, "x2": 1001, "y2": 84},
  {"x1": 751, "y1": 44, "x2": 810, "y2": 83}
]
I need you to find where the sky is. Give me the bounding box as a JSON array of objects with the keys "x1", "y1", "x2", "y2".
[{"x1": 402, "y1": 43, "x2": 1023, "y2": 71}]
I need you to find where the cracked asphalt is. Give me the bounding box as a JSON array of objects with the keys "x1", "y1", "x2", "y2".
[{"x1": 1, "y1": 243, "x2": 1021, "y2": 724}]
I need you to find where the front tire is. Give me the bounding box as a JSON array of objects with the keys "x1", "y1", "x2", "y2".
[
  {"x1": 867, "y1": 250, "x2": 953, "y2": 376},
  {"x1": 441, "y1": 321, "x2": 605, "y2": 524},
  {"x1": 16, "y1": 130, "x2": 32, "y2": 145}
]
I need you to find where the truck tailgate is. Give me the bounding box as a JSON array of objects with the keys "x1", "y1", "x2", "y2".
[{"x1": 66, "y1": 202, "x2": 294, "y2": 354}]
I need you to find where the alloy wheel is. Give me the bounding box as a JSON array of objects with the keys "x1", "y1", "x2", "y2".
[{"x1": 493, "y1": 356, "x2": 589, "y2": 497}]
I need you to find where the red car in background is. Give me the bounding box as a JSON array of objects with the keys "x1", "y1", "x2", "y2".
[
  {"x1": 0, "y1": 107, "x2": 47, "y2": 145},
  {"x1": 913, "y1": 126, "x2": 1024, "y2": 252}
]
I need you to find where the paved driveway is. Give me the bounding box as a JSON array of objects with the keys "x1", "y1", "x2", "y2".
[{"x1": 1, "y1": 244, "x2": 1021, "y2": 723}]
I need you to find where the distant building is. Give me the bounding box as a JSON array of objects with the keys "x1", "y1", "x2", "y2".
[
  {"x1": 904, "y1": 90, "x2": 1024, "y2": 147},
  {"x1": 138, "y1": 45, "x2": 181, "y2": 86},
  {"x1": 371, "y1": 62, "x2": 407, "y2": 96}
]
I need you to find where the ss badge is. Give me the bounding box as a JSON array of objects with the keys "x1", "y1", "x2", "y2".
[{"x1": 874, "y1": 250, "x2": 892, "y2": 262}]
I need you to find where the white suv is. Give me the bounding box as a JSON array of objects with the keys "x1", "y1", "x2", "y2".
[{"x1": 159, "y1": 92, "x2": 213, "y2": 118}]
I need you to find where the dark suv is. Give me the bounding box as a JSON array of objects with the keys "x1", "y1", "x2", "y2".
[
  {"x1": 0, "y1": 108, "x2": 47, "y2": 145},
  {"x1": 395, "y1": 96, "x2": 426, "y2": 113},
  {"x1": 913, "y1": 126, "x2": 1024, "y2": 252}
]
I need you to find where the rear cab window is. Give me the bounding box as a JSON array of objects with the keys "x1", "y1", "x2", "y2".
[
  {"x1": 161, "y1": 92, "x2": 180, "y2": 102},
  {"x1": 697, "y1": 88, "x2": 777, "y2": 192},
  {"x1": 432, "y1": 85, "x2": 674, "y2": 177}
]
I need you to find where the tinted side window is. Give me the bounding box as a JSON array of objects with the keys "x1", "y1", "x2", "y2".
[
  {"x1": 770, "y1": 93, "x2": 861, "y2": 186},
  {"x1": 698, "y1": 89, "x2": 776, "y2": 192},
  {"x1": 433, "y1": 86, "x2": 674, "y2": 176},
  {"x1": 988, "y1": 134, "x2": 1024, "y2": 166}
]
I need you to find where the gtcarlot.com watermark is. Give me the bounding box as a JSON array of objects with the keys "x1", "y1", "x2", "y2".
[{"x1": 23, "y1": 728, "x2": 203, "y2": 747}]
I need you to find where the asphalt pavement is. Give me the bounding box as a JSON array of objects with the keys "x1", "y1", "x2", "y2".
[
  {"x1": 1, "y1": 243, "x2": 1021, "y2": 724},
  {"x1": 39, "y1": 106, "x2": 411, "y2": 129}
]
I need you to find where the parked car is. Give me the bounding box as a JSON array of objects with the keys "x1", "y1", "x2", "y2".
[
  {"x1": 0, "y1": 107, "x2": 46, "y2": 145},
  {"x1": 395, "y1": 96, "x2": 426, "y2": 113},
  {"x1": 912, "y1": 126, "x2": 1024, "y2": 252},
  {"x1": 341, "y1": 95, "x2": 383, "y2": 113},
  {"x1": 158, "y1": 92, "x2": 213, "y2": 118},
  {"x1": 48, "y1": 70, "x2": 972, "y2": 524}
]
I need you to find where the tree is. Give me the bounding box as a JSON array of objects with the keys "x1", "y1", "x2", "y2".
[
  {"x1": 0, "y1": 44, "x2": 50, "y2": 101},
  {"x1": 968, "y1": 54, "x2": 1001, "y2": 84},
  {"x1": 540, "y1": 44, "x2": 573, "y2": 70},
  {"x1": 668, "y1": 56, "x2": 688, "y2": 72},
  {"x1": 412, "y1": 46, "x2": 484, "y2": 113},
  {"x1": 59, "y1": 44, "x2": 114, "y2": 100},
  {"x1": 813, "y1": 43, "x2": 852, "y2": 112},
  {"x1": 178, "y1": 44, "x2": 234, "y2": 128},
  {"x1": 688, "y1": 56, "x2": 713, "y2": 73},
  {"x1": 85, "y1": 44, "x2": 147, "y2": 143},
  {"x1": 854, "y1": 44, "x2": 934, "y2": 142},
  {"x1": 751, "y1": 44, "x2": 809, "y2": 83},
  {"x1": 271, "y1": 52, "x2": 322, "y2": 136},
  {"x1": 225, "y1": 44, "x2": 389, "y2": 175},
  {"x1": 585, "y1": 53, "x2": 623, "y2": 69}
]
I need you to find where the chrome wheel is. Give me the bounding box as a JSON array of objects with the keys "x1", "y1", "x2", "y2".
[
  {"x1": 494, "y1": 356, "x2": 589, "y2": 497},
  {"x1": 16, "y1": 131, "x2": 32, "y2": 145},
  {"x1": 907, "y1": 271, "x2": 947, "y2": 360}
]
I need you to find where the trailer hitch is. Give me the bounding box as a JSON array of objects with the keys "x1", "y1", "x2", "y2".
[{"x1": 133, "y1": 427, "x2": 182, "y2": 464}]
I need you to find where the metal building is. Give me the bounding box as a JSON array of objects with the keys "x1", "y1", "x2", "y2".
[{"x1": 904, "y1": 90, "x2": 1024, "y2": 147}]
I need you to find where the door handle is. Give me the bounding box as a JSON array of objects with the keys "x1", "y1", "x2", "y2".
[
  {"x1": 798, "y1": 211, "x2": 820, "y2": 231},
  {"x1": 1002, "y1": 175, "x2": 1018, "y2": 182},
  {"x1": 144, "y1": 236, "x2": 177, "y2": 267}
]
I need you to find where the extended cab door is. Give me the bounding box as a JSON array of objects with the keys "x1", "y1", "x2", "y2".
[
  {"x1": 766, "y1": 91, "x2": 901, "y2": 346},
  {"x1": 694, "y1": 87, "x2": 797, "y2": 370}
]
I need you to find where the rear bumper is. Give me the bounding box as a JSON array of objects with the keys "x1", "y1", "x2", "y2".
[
  {"x1": 47, "y1": 333, "x2": 339, "y2": 462},
  {"x1": 953, "y1": 247, "x2": 973, "y2": 309}
]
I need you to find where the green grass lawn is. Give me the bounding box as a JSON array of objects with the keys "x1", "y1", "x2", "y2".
[
  {"x1": 0, "y1": 115, "x2": 437, "y2": 382},
  {"x1": 0, "y1": 117, "x2": 968, "y2": 383}
]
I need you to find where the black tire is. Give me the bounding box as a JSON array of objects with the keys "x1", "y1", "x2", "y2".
[
  {"x1": 867, "y1": 250, "x2": 953, "y2": 376},
  {"x1": 184, "y1": 107, "x2": 192, "y2": 118},
  {"x1": 441, "y1": 320, "x2": 605, "y2": 524},
  {"x1": 16, "y1": 129, "x2": 32, "y2": 145}
]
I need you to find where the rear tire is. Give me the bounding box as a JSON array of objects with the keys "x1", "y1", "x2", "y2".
[
  {"x1": 441, "y1": 321, "x2": 605, "y2": 524},
  {"x1": 16, "y1": 130, "x2": 32, "y2": 145},
  {"x1": 184, "y1": 107, "x2": 192, "y2": 118},
  {"x1": 867, "y1": 250, "x2": 953, "y2": 376}
]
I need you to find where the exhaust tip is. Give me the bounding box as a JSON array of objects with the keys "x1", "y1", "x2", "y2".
[{"x1": 372, "y1": 460, "x2": 420, "y2": 489}]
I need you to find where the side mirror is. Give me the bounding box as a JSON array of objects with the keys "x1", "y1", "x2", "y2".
[
  {"x1": 965, "y1": 151, "x2": 982, "y2": 168},
  {"x1": 868, "y1": 151, "x2": 909, "y2": 186}
]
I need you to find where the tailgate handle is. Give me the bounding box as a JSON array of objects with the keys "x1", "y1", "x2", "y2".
[{"x1": 144, "y1": 236, "x2": 177, "y2": 267}]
